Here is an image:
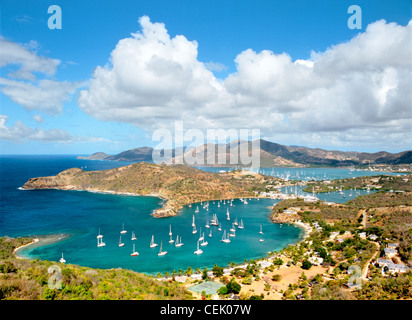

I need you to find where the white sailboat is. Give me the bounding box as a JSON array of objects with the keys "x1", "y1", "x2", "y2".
[
  {"x1": 131, "y1": 231, "x2": 137, "y2": 241},
  {"x1": 97, "y1": 229, "x2": 106, "y2": 247},
  {"x1": 200, "y1": 236, "x2": 208, "y2": 246},
  {"x1": 194, "y1": 240, "x2": 203, "y2": 255},
  {"x1": 205, "y1": 219, "x2": 210, "y2": 228},
  {"x1": 175, "y1": 235, "x2": 184, "y2": 247},
  {"x1": 118, "y1": 235, "x2": 124, "y2": 247},
  {"x1": 192, "y1": 215, "x2": 196, "y2": 227},
  {"x1": 120, "y1": 223, "x2": 127, "y2": 234},
  {"x1": 227, "y1": 208, "x2": 230, "y2": 221},
  {"x1": 234, "y1": 217, "x2": 238, "y2": 226},
  {"x1": 59, "y1": 253, "x2": 66, "y2": 263},
  {"x1": 195, "y1": 206, "x2": 199, "y2": 213},
  {"x1": 158, "y1": 241, "x2": 167, "y2": 256},
  {"x1": 259, "y1": 225, "x2": 263, "y2": 235},
  {"x1": 150, "y1": 235, "x2": 158, "y2": 248},
  {"x1": 169, "y1": 224, "x2": 172, "y2": 236},
  {"x1": 192, "y1": 225, "x2": 197, "y2": 234},
  {"x1": 238, "y1": 219, "x2": 244, "y2": 229},
  {"x1": 169, "y1": 233, "x2": 175, "y2": 243},
  {"x1": 218, "y1": 223, "x2": 222, "y2": 231},
  {"x1": 209, "y1": 229, "x2": 212, "y2": 238},
  {"x1": 221, "y1": 230, "x2": 230, "y2": 243},
  {"x1": 198, "y1": 228, "x2": 204, "y2": 241},
  {"x1": 230, "y1": 223, "x2": 236, "y2": 233},
  {"x1": 131, "y1": 243, "x2": 139, "y2": 256}
]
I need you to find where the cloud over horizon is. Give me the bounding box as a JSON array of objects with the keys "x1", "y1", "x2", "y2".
[{"x1": 78, "y1": 16, "x2": 412, "y2": 151}]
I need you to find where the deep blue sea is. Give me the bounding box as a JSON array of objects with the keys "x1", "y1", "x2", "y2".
[{"x1": 0, "y1": 155, "x2": 402, "y2": 274}]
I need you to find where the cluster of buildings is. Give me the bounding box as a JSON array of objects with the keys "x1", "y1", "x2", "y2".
[{"x1": 374, "y1": 243, "x2": 409, "y2": 275}]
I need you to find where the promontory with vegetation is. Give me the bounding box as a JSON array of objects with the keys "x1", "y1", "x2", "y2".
[{"x1": 21, "y1": 162, "x2": 275, "y2": 217}]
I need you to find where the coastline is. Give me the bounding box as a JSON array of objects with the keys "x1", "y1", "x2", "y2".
[
  {"x1": 13, "y1": 233, "x2": 71, "y2": 260},
  {"x1": 293, "y1": 220, "x2": 312, "y2": 241}
]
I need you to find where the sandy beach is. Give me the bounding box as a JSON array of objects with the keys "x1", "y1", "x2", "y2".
[{"x1": 13, "y1": 233, "x2": 70, "y2": 259}]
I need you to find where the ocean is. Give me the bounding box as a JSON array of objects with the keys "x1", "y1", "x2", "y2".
[{"x1": 0, "y1": 155, "x2": 401, "y2": 274}]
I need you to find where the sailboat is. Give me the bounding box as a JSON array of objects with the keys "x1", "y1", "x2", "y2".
[
  {"x1": 131, "y1": 231, "x2": 137, "y2": 241},
  {"x1": 59, "y1": 253, "x2": 66, "y2": 263},
  {"x1": 209, "y1": 229, "x2": 212, "y2": 238},
  {"x1": 120, "y1": 223, "x2": 127, "y2": 234},
  {"x1": 218, "y1": 223, "x2": 222, "y2": 231},
  {"x1": 131, "y1": 243, "x2": 139, "y2": 256},
  {"x1": 192, "y1": 225, "x2": 197, "y2": 234},
  {"x1": 97, "y1": 229, "x2": 106, "y2": 247},
  {"x1": 169, "y1": 224, "x2": 172, "y2": 236},
  {"x1": 118, "y1": 235, "x2": 124, "y2": 247},
  {"x1": 169, "y1": 233, "x2": 175, "y2": 244},
  {"x1": 158, "y1": 241, "x2": 167, "y2": 256},
  {"x1": 259, "y1": 225, "x2": 263, "y2": 235},
  {"x1": 205, "y1": 219, "x2": 210, "y2": 228},
  {"x1": 200, "y1": 235, "x2": 208, "y2": 246},
  {"x1": 198, "y1": 228, "x2": 204, "y2": 242},
  {"x1": 238, "y1": 219, "x2": 244, "y2": 230},
  {"x1": 233, "y1": 217, "x2": 238, "y2": 226},
  {"x1": 192, "y1": 215, "x2": 196, "y2": 227},
  {"x1": 221, "y1": 230, "x2": 230, "y2": 243},
  {"x1": 150, "y1": 235, "x2": 158, "y2": 248},
  {"x1": 230, "y1": 223, "x2": 236, "y2": 233},
  {"x1": 195, "y1": 206, "x2": 199, "y2": 213},
  {"x1": 227, "y1": 208, "x2": 230, "y2": 221},
  {"x1": 194, "y1": 240, "x2": 203, "y2": 255},
  {"x1": 175, "y1": 235, "x2": 184, "y2": 247}
]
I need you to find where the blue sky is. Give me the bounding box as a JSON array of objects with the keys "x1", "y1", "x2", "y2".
[{"x1": 0, "y1": 0, "x2": 411, "y2": 154}]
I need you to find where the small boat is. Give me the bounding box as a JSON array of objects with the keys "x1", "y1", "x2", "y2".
[
  {"x1": 169, "y1": 224, "x2": 172, "y2": 236},
  {"x1": 230, "y1": 224, "x2": 236, "y2": 232},
  {"x1": 59, "y1": 253, "x2": 66, "y2": 263},
  {"x1": 131, "y1": 231, "x2": 137, "y2": 241},
  {"x1": 209, "y1": 229, "x2": 212, "y2": 238},
  {"x1": 200, "y1": 233, "x2": 208, "y2": 246},
  {"x1": 259, "y1": 238, "x2": 264, "y2": 242},
  {"x1": 221, "y1": 230, "x2": 230, "y2": 243},
  {"x1": 97, "y1": 229, "x2": 106, "y2": 247},
  {"x1": 238, "y1": 219, "x2": 244, "y2": 230},
  {"x1": 233, "y1": 217, "x2": 238, "y2": 226},
  {"x1": 131, "y1": 243, "x2": 139, "y2": 256},
  {"x1": 192, "y1": 225, "x2": 197, "y2": 234},
  {"x1": 158, "y1": 241, "x2": 167, "y2": 256},
  {"x1": 192, "y1": 215, "x2": 196, "y2": 227},
  {"x1": 118, "y1": 235, "x2": 124, "y2": 247},
  {"x1": 175, "y1": 235, "x2": 184, "y2": 247},
  {"x1": 150, "y1": 235, "x2": 158, "y2": 248},
  {"x1": 199, "y1": 228, "x2": 204, "y2": 241},
  {"x1": 169, "y1": 233, "x2": 175, "y2": 244},
  {"x1": 259, "y1": 225, "x2": 263, "y2": 235},
  {"x1": 120, "y1": 223, "x2": 127, "y2": 234},
  {"x1": 205, "y1": 220, "x2": 210, "y2": 228},
  {"x1": 218, "y1": 223, "x2": 222, "y2": 231},
  {"x1": 195, "y1": 206, "x2": 199, "y2": 213},
  {"x1": 194, "y1": 240, "x2": 203, "y2": 255},
  {"x1": 226, "y1": 208, "x2": 230, "y2": 221}
]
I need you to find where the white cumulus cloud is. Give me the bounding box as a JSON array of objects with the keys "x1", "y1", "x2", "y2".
[{"x1": 78, "y1": 17, "x2": 412, "y2": 150}]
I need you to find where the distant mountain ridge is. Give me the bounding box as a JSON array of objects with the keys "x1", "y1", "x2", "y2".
[{"x1": 77, "y1": 139, "x2": 412, "y2": 167}]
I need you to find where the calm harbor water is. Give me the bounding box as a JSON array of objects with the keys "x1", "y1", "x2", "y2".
[{"x1": 0, "y1": 155, "x2": 403, "y2": 274}]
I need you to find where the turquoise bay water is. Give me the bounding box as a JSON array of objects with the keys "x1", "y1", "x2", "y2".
[{"x1": 0, "y1": 155, "x2": 403, "y2": 274}]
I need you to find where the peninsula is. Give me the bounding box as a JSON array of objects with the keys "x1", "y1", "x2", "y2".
[{"x1": 21, "y1": 162, "x2": 274, "y2": 217}]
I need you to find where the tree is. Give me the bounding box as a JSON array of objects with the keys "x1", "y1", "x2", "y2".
[
  {"x1": 202, "y1": 267, "x2": 208, "y2": 280},
  {"x1": 212, "y1": 265, "x2": 224, "y2": 277},
  {"x1": 226, "y1": 278, "x2": 241, "y2": 294},
  {"x1": 301, "y1": 259, "x2": 313, "y2": 270}
]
